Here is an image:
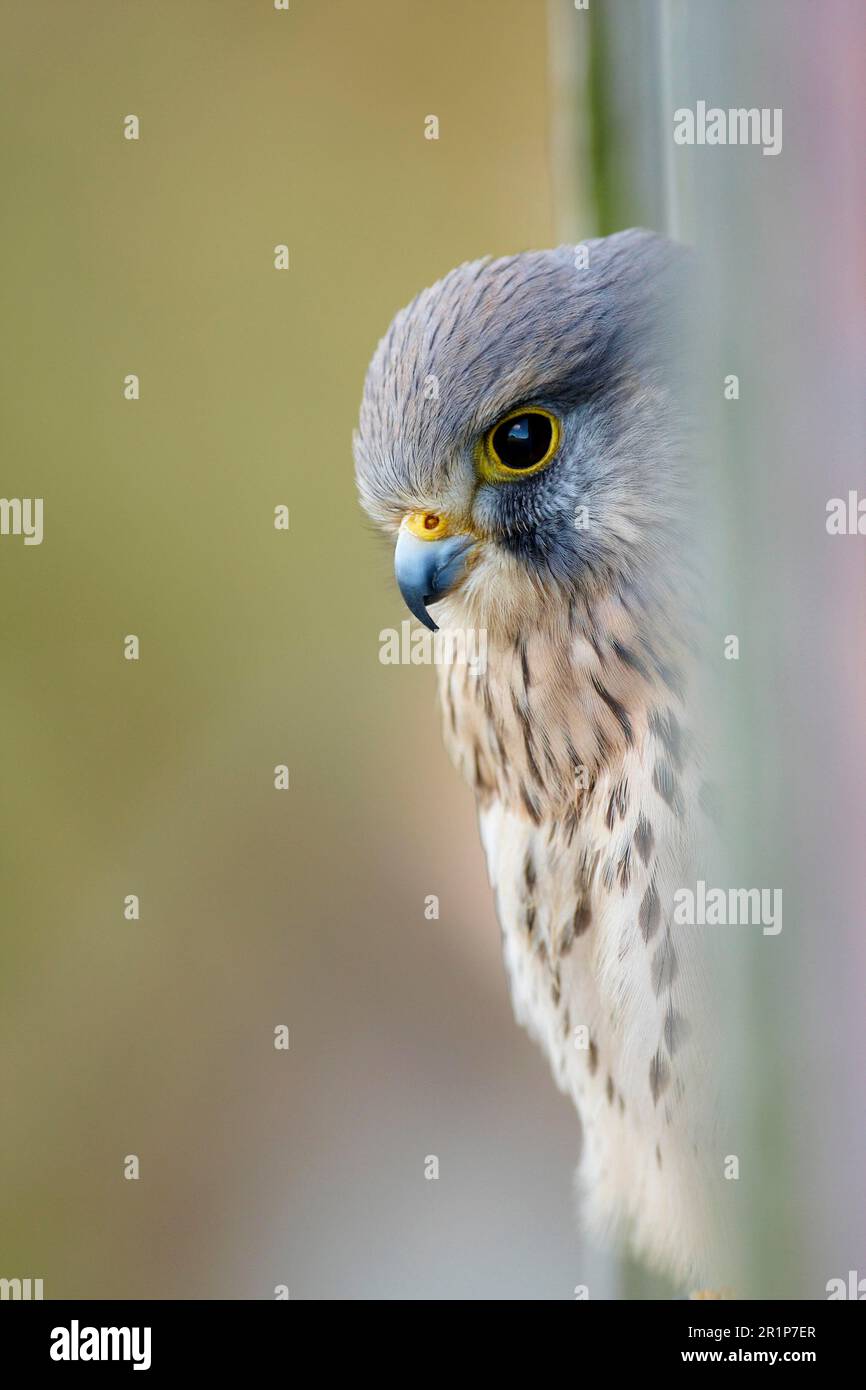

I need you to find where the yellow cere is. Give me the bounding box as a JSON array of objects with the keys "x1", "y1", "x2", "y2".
[{"x1": 404, "y1": 511, "x2": 451, "y2": 541}]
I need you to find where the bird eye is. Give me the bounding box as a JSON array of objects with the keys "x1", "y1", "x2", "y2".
[{"x1": 480, "y1": 408, "x2": 560, "y2": 480}]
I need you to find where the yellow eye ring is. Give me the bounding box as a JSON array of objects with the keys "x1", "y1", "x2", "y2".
[{"x1": 477, "y1": 407, "x2": 560, "y2": 482}]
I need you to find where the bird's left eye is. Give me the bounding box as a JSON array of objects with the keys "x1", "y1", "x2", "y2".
[{"x1": 479, "y1": 408, "x2": 560, "y2": 480}]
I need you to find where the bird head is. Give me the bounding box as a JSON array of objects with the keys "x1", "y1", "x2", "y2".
[{"x1": 354, "y1": 229, "x2": 691, "y2": 642}]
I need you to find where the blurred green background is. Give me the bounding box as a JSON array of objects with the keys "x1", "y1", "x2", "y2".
[{"x1": 0, "y1": 0, "x2": 600, "y2": 1299}]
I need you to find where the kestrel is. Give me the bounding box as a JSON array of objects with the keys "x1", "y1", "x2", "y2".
[{"x1": 354, "y1": 231, "x2": 726, "y2": 1290}]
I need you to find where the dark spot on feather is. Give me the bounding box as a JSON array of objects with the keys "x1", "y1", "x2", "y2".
[
  {"x1": 522, "y1": 734, "x2": 544, "y2": 790},
  {"x1": 517, "y1": 636, "x2": 531, "y2": 691},
  {"x1": 588, "y1": 1039, "x2": 598, "y2": 1075},
  {"x1": 523, "y1": 853, "x2": 536, "y2": 896},
  {"x1": 606, "y1": 1074, "x2": 615, "y2": 1105},
  {"x1": 649, "y1": 708, "x2": 684, "y2": 770},
  {"x1": 591, "y1": 676, "x2": 633, "y2": 745},
  {"x1": 578, "y1": 846, "x2": 601, "y2": 883},
  {"x1": 649, "y1": 1051, "x2": 671, "y2": 1105},
  {"x1": 634, "y1": 815, "x2": 654, "y2": 866},
  {"x1": 538, "y1": 726, "x2": 560, "y2": 779},
  {"x1": 573, "y1": 903, "x2": 592, "y2": 937},
  {"x1": 617, "y1": 847, "x2": 632, "y2": 893},
  {"x1": 605, "y1": 776, "x2": 629, "y2": 830},
  {"x1": 653, "y1": 760, "x2": 683, "y2": 814},
  {"x1": 639, "y1": 882, "x2": 661, "y2": 942},
  {"x1": 651, "y1": 930, "x2": 678, "y2": 994},
  {"x1": 594, "y1": 722, "x2": 614, "y2": 764},
  {"x1": 664, "y1": 1008, "x2": 689, "y2": 1057},
  {"x1": 480, "y1": 675, "x2": 494, "y2": 720},
  {"x1": 612, "y1": 639, "x2": 651, "y2": 680},
  {"x1": 656, "y1": 1143, "x2": 663, "y2": 1169},
  {"x1": 511, "y1": 691, "x2": 543, "y2": 788},
  {"x1": 473, "y1": 742, "x2": 493, "y2": 796}
]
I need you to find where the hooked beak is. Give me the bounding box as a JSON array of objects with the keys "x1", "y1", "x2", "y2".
[{"x1": 394, "y1": 512, "x2": 475, "y2": 632}]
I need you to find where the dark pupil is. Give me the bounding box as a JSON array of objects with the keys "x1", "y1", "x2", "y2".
[{"x1": 492, "y1": 413, "x2": 552, "y2": 470}]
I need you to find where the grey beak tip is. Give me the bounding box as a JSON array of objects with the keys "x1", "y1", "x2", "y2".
[
  {"x1": 406, "y1": 593, "x2": 439, "y2": 632},
  {"x1": 393, "y1": 528, "x2": 472, "y2": 632}
]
